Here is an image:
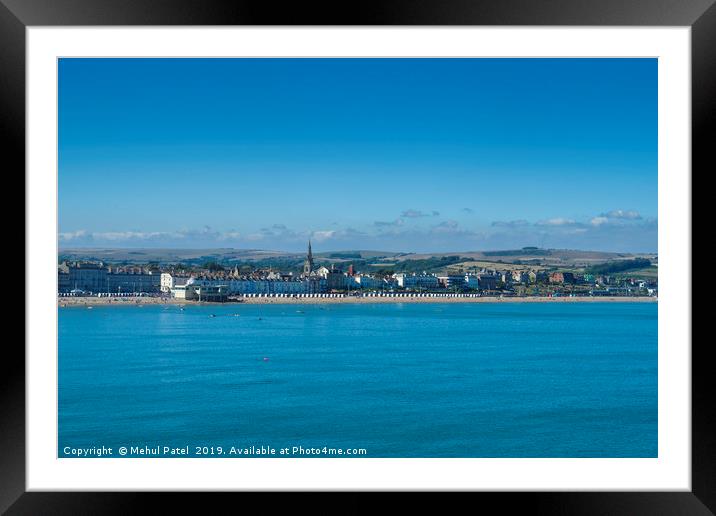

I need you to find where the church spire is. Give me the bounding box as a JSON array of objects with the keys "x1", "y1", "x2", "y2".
[{"x1": 303, "y1": 239, "x2": 314, "y2": 276}]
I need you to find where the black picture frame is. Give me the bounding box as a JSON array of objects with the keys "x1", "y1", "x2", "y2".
[{"x1": 4, "y1": 0, "x2": 710, "y2": 513}]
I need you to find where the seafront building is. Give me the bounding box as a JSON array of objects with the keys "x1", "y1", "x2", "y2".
[
  {"x1": 223, "y1": 277, "x2": 323, "y2": 295},
  {"x1": 477, "y1": 274, "x2": 498, "y2": 291},
  {"x1": 351, "y1": 275, "x2": 384, "y2": 289},
  {"x1": 395, "y1": 273, "x2": 441, "y2": 290},
  {"x1": 549, "y1": 272, "x2": 576, "y2": 284},
  {"x1": 169, "y1": 278, "x2": 229, "y2": 301},
  {"x1": 58, "y1": 261, "x2": 161, "y2": 294},
  {"x1": 464, "y1": 274, "x2": 480, "y2": 290},
  {"x1": 437, "y1": 274, "x2": 468, "y2": 289},
  {"x1": 160, "y1": 272, "x2": 189, "y2": 292}
]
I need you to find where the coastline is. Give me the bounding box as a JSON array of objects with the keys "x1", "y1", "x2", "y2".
[{"x1": 58, "y1": 295, "x2": 657, "y2": 307}]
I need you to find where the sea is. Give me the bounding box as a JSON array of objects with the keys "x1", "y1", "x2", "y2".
[{"x1": 58, "y1": 302, "x2": 657, "y2": 458}]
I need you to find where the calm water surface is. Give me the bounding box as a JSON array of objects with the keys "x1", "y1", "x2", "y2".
[{"x1": 58, "y1": 302, "x2": 657, "y2": 457}]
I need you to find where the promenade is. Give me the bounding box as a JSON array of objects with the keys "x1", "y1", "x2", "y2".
[{"x1": 58, "y1": 293, "x2": 657, "y2": 307}]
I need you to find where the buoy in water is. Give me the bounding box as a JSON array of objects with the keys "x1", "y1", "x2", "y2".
[{"x1": 263, "y1": 357, "x2": 270, "y2": 362}]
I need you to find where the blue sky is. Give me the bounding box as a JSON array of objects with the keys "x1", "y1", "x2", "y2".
[{"x1": 58, "y1": 58, "x2": 657, "y2": 253}]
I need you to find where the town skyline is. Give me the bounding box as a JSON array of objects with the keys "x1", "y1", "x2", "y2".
[
  {"x1": 59, "y1": 58, "x2": 657, "y2": 253},
  {"x1": 58, "y1": 238, "x2": 657, "y2": 300}
]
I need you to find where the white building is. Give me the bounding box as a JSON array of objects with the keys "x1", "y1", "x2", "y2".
[
  {"x1": 314, "y1": 266, "x2": 331, "y2": 278},
  {"x1": 394, "y1": 273, "x2": 440, "y2": 290},
  {"x1": 170, "y1": 281, "x2": 229, "y2": 301},
  {"x1": 352, "y1": 275, "x2": 383, "y2": 289},
  {"x1": 160, "y1": 272, "x2": 191, "y2": 292}
]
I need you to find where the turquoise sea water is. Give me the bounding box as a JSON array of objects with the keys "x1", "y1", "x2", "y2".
[{"x1": 58, "y1": 302, "x2": 657, "y2": 458}]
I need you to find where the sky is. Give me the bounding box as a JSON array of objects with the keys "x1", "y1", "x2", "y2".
[{"x1": 58, "y1": 58, "x2": 657, "y2": 253}]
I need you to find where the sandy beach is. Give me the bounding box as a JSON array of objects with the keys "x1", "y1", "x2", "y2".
[{"x1": 58, "y1": 295, "x2": 657, "y2": 307}]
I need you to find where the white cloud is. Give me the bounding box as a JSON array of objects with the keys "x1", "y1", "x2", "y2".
[
  {"x1": 311, "y1": 230, "x2": 336, "y2": 242},
  {"x1": 96, "y1": 231, "x2": 170, "y2": 241},
  {"x1": 57, "y1": 210, "x2": 657, "y2": 253},
  {"x1": 535, "y1": 218, "x2": 576, "y2": 226},
  {"x1": 58, "y1": 230, "x2": 89, "y2": 241},
  {"x1": 591, "y1": 210, "x2": 644, "y2": 226},
  {"x1": 604, "y1": 209, "x2": 642, "y2": 220},
  {"x1": 59, "y1": 227, "x2": 239, "y2": 243}
]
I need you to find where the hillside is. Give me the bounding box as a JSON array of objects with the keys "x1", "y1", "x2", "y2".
[{"x1": 58, "y1": 247, "x2": 657, "y2": 278}]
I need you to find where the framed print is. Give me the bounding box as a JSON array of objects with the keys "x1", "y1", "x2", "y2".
[{"x1": 4, "y1": 0, "x2": 711, "y2": 513}]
